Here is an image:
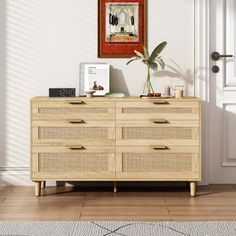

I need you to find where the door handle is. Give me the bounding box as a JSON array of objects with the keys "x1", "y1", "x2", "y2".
[{"x1": 211, "y1": 51, "x2": 234, "y2": 61}]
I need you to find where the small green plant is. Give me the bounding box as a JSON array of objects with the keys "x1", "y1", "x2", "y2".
[{"x1": 127, "y1": 41, "x2": 167, "y2": 94}]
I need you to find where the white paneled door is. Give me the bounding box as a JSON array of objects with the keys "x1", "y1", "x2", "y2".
[{"x1": 209, "y1": 0, "x2": 236, "y2": 183}]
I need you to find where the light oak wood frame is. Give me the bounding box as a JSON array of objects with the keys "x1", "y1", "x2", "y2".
[{"x1": 31, "y1": 97, "x2": 201, "y2": 197}]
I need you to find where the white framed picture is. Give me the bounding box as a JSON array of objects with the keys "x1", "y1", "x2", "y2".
[{"x1": 79, "y1": 63, "x2": 110, "y2": 96}]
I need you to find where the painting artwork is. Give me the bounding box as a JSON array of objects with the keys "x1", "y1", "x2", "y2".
[
  {"x1": 106, "y1": 2, "x2": 139, "y2": 43},
  {"x1": 98, "y1": 0, "x2": 147, "y2": 58}
]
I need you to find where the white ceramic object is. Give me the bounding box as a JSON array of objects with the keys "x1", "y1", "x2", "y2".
[{"x1": 85, "y1": 90, "x2": 96, "y2": 98}]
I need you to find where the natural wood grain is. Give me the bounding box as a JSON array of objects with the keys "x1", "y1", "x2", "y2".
[
  {"x1": 0, "y1": 185, "x2": 236, "y2": 220},
  {"x1": 41, "y1": 181, "x2": 46, "y2": 189},
  {"x1": 190, "y1": 182, "x2": 196, "y2": 197},
  {"x1": 31, "y1": 97, "x2": 201, "y2": 197},
  {"x1": 35, "y1": 182, "x2": 41, "y2": 197},
  {"x1": 31, "y1": 96, "x2": 200, "y2": 101}
]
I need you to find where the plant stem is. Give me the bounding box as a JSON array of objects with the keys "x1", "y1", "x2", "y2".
[{"x1": 143, "y1": 66, "x2": 154, "y2": 94}]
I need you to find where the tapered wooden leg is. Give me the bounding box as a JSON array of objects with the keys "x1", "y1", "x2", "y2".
[
  {"x1": 35, "y1": 182, "x2": 41, "y2": 197},
  {"x1": 190, "y1": 182, "x2": 196, "y2": 197},
  {"x1": 114, "y1": 181, "x2": 117, "y2": 193},
  {"x1": 41, "y1": 181, "x2": 46, "y2": 189}
]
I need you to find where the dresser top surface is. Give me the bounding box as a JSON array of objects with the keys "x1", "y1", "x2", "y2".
[{"x1": 31, "y1": 96, "x2": 200, "y2": 102}]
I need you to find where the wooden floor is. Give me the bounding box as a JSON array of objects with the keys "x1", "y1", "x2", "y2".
[{"x1": 0, "y1": 184, "x2": 236, "y2": 221}]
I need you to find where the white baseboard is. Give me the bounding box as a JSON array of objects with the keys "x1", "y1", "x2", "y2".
[{"x1": 0, "y1": 167, "x2": 32, "y2": 186}]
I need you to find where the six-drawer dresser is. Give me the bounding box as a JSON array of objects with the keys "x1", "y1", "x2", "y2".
[{"x1": 31, "y1": 96, "x2": 201, "y2": 197}]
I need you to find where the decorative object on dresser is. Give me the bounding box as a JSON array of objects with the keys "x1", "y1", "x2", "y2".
[
  {"x1": 85, "y1": 90, "x2": 96, "y2": 98},
  {"x1": 49, "y1": 88, "x2": 76, "y2": 97},
  {"x1": 31, "y1": 96, "x2": 201, "y2": 197},
  {"x1": 127, "y1": 41, "x2": 167, "y2": 95},
  {"x1": 172, "y1": 85, "x2": 185, "y2": 99},
  {"x1": 79, "y1": 63, "x2": 110, "y2": 96}
]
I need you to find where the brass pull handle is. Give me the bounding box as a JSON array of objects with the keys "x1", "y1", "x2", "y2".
[
  {"x1": 153, "y1": 146, "x2": 168, "y2": 150},
  {"x1": 69, "y1": 101, "x2": 84, "y2": 105},
  {"x1": 68, "y1": 146, "x2": 84, "y2": 150},
  {"x1": 69, "y1": 120, "x2": 84, "y2": 124},
  {"x1": 153, "y1": 101, "x2": 168, "y2": 105},
  {"x1": 153, "y1": 119, "x2": 168, "y2": 124}
]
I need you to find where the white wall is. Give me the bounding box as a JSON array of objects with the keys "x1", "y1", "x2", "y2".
[{"x1": 0, "y1": 0, "x2": 194, "y2": 185}]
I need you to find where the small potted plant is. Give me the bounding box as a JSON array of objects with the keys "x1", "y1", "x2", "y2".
[{"x1": 127, "y1": 41, "x2": 167, "y2": 96}]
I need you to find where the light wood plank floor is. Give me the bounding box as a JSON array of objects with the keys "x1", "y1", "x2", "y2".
[{"x1": 0, "y1": 184, "x2": 236, "y2": 221}]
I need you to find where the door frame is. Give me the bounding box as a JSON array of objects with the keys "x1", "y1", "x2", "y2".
[{"x1": 194, "y1": 0, "x2": 210, "y2": 185}]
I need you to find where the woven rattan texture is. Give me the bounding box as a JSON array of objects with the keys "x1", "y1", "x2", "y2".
[
  {"x1": 39, "y1": 127, "x2": 109, "y2": 139},
  {"x1": 122, "y1": 127, "x2": 193, "y2": 139},
  {"x1": 39, "y1": 108, "x2": 109, "y2": 114},
  {"x1": 122, "y1": 108, "x2": 197, "y2": 114},
  {"x1": 38, "y1": 153, "x2": 109, "y2": 172},
  {"x1": 122, "y1": 153, "x2": 193, "y2": 172}
]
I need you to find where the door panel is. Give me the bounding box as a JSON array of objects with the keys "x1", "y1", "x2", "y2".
[
  {"x1": 222, "y1": 104, "x2": 236, "y2": 166},
  {"x1": 209, "y1": 0, "x2": 236, "y2": 182}
]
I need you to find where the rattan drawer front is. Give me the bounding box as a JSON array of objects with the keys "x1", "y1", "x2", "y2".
[
  {"x1": 123, "y1": 127, "x2": 194, "y2": 139},
  {"x1": 116, "y1": 126, "x2": 199, "y2": 146},
  {"x1": 32, "y1": 121, "x2": 115, "y2": 147},
  {"x1": 32, "y1": 100, "x2": 115, "y2": 120},
  {"x1": 116, "y1": 147, "x2": 200, "y2": 180},
  {"x1": 117, "y1": 101, "x2": 199, "y2": 108},
  {"x1": 117, "y1": 120, "x2": 199, "y2": 128},
  {"x1": 117, "y1": 109, "x2": 199, "y2": 120},
  {"x1": 116, "y1": 101, "x2": 199, "y2": 120},
  {"x1": 39, "y1": 153, "x2": 109, "y2": 172},
  {"x1": 39, "y1": 127, "x2": 109, "y2": 139},
  {"x1": 32, "y1": 147, "x2": 115, "y2": 179}
]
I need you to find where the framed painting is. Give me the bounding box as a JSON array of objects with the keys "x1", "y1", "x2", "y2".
[{"x1": 98, "y1": 0, "x2": 147, "y2": 58}]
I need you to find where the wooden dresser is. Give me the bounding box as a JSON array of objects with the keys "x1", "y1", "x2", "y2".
[{"x1": 31, "y1": 96, "x2": 201, "y2": 197}]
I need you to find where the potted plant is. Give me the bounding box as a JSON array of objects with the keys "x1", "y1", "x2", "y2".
[{"x1": 127, "y1": 41, "x2": 167, "y2": 95}]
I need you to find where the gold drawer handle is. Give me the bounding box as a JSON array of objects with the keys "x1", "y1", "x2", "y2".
[
  {"x1": 69, "y1": 101, "x2": 84, "y2": 105},
  {"x1": 153, "y1": 146, "x2": 168, "y2": 150},
  {"x1": 153, "y1": 101, "x2": 168, "y2": 105},
  {"x1": 68, "y1": 146, "x2": 84, "y2": 150},
  {"x1": 69, "y1": 120, "x2": 85, "y2": 124},
  {"x1": 153, "y1": 119, "x2": 168, "y2": 124}
]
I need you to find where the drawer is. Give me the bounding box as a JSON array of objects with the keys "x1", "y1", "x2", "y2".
[
  {"x1": 31, "y1": 147, "x2": 115, "y2": 179},
  {"x1": 116, "y1": 121, "x2": 199, "y2": 146},
  {"x1": 116, "y1": 101, "x2": 199, "y2": 120},
  {"x1": 32, "y1": 120, "x2": 115, "y2": 147},
  {"x1": 32, "y1": 100, "x2": 115, "y2": 120},
  {"x1": 116, "y1": 147, "x2": 200, "y2": 180}
]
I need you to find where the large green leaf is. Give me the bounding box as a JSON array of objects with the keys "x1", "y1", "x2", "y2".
[
  {"x1": 150, "y1": 62, "x2": 158, "y2": 71},
  {"x1": 149, "y1": 41, "x2": 167, "y2": 64},
  {"x1": 156, "y1": 57, "x2": 165, "y2": 70},
  {"x1": 126, "y1": 57, "x2": 138, "y2": 65}
]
